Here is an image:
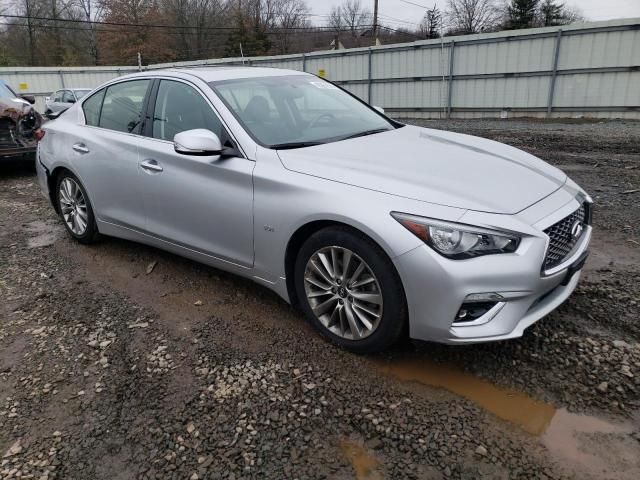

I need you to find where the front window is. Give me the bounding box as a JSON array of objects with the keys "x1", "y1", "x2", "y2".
[
  {"x1": 152, "y1": 80, "x2": 224, "y2": 141},
  {"x1": 210, "y1": 75, "x2": 396, "y2": 148}
]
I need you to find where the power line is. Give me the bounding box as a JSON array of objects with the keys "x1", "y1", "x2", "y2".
[
  {"x1": 398, "y1": 0, "x2": 430, "y2": 8},
  {"x1": 0, "y1": 22, "x2": 378, "y2": 37},
  {"x1": 0, "y1": 13, "x2": 352, "y2": 33}
]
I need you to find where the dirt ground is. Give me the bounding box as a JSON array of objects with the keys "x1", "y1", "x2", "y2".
[{"x1": 1, "y1": 119, "x2": 639, "y2": 480}]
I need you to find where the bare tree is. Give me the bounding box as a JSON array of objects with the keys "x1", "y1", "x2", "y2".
[
  {"x1": 72, "y1": 0, "x2": 104, "y2": 64},
  {"x1": 445, "y1": 0, "x2": 500, "y2": 34},
  {"x1": 328, "y1": 5, "x2": 344, "y2": 33},
  {"x1": 341, "y1": 0, "x2": 372, "y2": 37},
  {"x1": 270, "y1": 0, "x2": 310, "y2": 54},
  {"x1": 327, "y1": 0, "x2": 371, "y2": 47}
]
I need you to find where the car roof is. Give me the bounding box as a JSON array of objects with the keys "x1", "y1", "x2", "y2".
[{"x1": 122, "y1": 66, "x2": 310, "y2": 83}]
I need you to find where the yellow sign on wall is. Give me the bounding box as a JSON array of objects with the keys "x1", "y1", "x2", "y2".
[
  {"x1": 19, "y1": 83, "x2": 28, "y2": 90},
  {"x1": 317, "y1": 69, "x2": 326, "y2": 78}
]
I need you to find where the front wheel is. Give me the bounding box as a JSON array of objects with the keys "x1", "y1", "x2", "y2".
[
  {"x1": 55, "y1": 171, "x2": 100, "y2": 244},
  {"x1": 294, "y1": 226, "x2": 407, "y2": 353}
]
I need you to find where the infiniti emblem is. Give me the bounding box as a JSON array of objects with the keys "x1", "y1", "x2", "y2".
[{"x1": 570, "y1": 220, "x2": 583, "y2": 239}]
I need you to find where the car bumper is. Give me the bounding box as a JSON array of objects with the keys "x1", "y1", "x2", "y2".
[
  {"x1": 393, "y1": 197, "x2": 591, "y2": 344},
  {"x1": 1, "y1": 145, "x2": 36, "y2": 158},
  {"x1": 35, "y1": 151, "x2": 53, "y2": 202}
]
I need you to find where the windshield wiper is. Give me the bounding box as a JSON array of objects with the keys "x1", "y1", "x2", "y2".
[
  {"x1": 340, "y1": 128, "x2": 391, "y2": 141},
  {"x1": 270, "y1": 141, "x2": 325, "y2": 150}
]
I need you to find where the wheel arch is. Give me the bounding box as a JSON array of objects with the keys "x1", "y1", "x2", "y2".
[
  {"x1": 47, "y1": 165, "x2": 83, "y2": 214},
  {"x1": 284, "y1": 219, "x2": 405, "y2": 309}
]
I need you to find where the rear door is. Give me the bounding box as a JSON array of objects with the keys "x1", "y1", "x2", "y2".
[
  {"x1": 69, "y1": 79, "x2": 152, "y2": 230},
  {"x1": 136, "y1": 78, "x2": 255, "y2": 267}
]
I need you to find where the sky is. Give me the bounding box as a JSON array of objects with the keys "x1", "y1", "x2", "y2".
[{"x1": 308, "y1": 0, "x2": 640, "y2": 30}]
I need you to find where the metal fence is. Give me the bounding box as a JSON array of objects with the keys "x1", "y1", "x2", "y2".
[{"x1": 1, "y1": 18, "x2": 639, "y2": 119}]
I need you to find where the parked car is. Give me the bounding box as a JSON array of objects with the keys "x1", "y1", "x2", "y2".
[
  {"x1": 45, "y1": 88, "x2": 92, "y2": 116},
  {"x1": 0, "y1": 80, "x2": 43, "y2": 161},
  {"x1": 35, "y1": 68, "x2": 592, "y2": 352}
]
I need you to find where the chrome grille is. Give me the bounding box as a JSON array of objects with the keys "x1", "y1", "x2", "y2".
[{"x1": 543, "y1": 205, "x2": 587, "y2": 270}]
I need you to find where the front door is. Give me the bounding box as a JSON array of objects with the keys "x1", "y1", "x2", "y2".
[{"x1": 136, "y1": 79, "x2": 254, "y2": 267}]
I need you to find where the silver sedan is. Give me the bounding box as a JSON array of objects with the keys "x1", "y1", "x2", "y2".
[{"x1": 35, "y1": 67, "x2": 592, "y2": 352}]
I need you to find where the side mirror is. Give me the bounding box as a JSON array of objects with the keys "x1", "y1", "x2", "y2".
[
  {"x1": 174, "y1": 129, "x2": 222, "y2": 156},
  {"x1": 21, "y1": 95, "x2": 36, "y2": 104},
  {"x1": 373, "y1": 106, "x2": 385, "y2": 114},
  {"x1": 68, "y1": 98, "x2": 76, "y2": 104}
]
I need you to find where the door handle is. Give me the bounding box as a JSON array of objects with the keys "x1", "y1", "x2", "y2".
[
  {"x1": 72, "y1": 143, "x2": 89, "y2": 154},
  {"x1": 140, "y1": 159, "x2": 164, "y2": 173}
]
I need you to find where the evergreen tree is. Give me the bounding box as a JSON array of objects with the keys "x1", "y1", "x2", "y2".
[
  {"x1": 507, "y1": 0, "x2": 539, "y2": 29},
  {"x1": 420, "y1": 5, "x2": 442, "y2": 39},
  {"x1": 539, "y1": 0, "x2": 564, "y2": 26}
]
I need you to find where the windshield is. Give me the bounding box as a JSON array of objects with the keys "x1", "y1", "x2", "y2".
[
  {"x1": 74, "y1": 89, "x2": 91, "y2": 100},
  {"x1": 0, "y1": 82, "x2": 17, "y2": 100},
  {"x1": 209, "y1": 75, "x2": 395, "y2": 148}
]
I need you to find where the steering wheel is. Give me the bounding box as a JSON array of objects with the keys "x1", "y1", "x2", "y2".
[{"x1": 308, "y1": 113, "x2": 335, "y2": 129}]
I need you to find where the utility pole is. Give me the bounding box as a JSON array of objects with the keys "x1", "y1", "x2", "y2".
[{"x1": 373, "y1": 0, "x2": 379, "y2": 42}]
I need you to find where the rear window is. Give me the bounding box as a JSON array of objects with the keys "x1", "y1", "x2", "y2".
[
  {"x1": 99, "y1": 80, "x2": 150, "y2": 134},
  {"x1": 82, "y1": 80, "x2": 150, "y2": 134}
]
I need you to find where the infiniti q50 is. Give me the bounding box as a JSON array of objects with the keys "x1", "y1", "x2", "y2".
[{"x1": 36, "y1": 67, "x2": 592, "y2": 352}]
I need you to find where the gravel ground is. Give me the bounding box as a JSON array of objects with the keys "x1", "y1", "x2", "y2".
[{"x1": 1, "y1": 119, "x2": 639, "y2": 480}]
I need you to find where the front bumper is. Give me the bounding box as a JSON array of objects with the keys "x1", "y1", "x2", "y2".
[{"x1": 394, "y1": 195, "x2": 591, "y2": 344}]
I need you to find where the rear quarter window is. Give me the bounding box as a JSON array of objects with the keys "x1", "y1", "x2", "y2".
[{"x1": 82, "y1": 89, "x2": 106, "y2": 127}]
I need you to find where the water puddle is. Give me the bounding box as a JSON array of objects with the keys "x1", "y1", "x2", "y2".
[
  {"x1": 376, "y1": 357, "x2": 639, "y2": 477},
  {"x1": 376, "y1": 357, "x2": 555, "y2": 435},
  {"x1": 339, "y1": 439, "x2": 383, "y2": 480},
  {"x1": 23, "y1": 220, "x2": 62, "y2": 248}
]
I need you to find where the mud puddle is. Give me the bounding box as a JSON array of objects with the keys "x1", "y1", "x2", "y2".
[
  {"x1": 376, "y1": 357, "x2": 639, "y2": 478},
  {"x1": 376, "y1": 357, "x2": 556, "y2": 435},
  {"x1": 339, "y1": 439, "x2": 384, "y2": 480}
]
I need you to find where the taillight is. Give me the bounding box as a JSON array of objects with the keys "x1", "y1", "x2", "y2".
[{"x1": 35, "y1": 129, "x2": 45, "y2": 142}]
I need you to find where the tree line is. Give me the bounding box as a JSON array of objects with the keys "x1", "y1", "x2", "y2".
[{"x1": 0, "y1": 0, "x2": 584, "y2": 67}]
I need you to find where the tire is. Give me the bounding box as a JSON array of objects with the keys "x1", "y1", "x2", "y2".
[
  {"x1": 294, "y1": 226, "x2": 407, "y2": 353},
  {"x1": 55, "y1": 171, "x2": 100, "y2": 244}
]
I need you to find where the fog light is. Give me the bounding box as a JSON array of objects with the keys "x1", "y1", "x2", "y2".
[{"x1": 454, "y1": 302, "x2": 497, "y2": 323}]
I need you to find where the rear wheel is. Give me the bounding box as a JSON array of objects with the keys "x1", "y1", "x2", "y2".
[
  {"x1": 55, "y1": 172, "x2": 99, "y2": 244},
  {"x1": 294, "y1": 226, "x2": 407, "y2": 353}
]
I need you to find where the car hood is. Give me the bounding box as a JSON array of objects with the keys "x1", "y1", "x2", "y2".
[{"x1": 277, "y1": 125, "x2": 567, "y2": 214}]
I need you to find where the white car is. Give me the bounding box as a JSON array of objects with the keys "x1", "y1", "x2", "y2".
[
  {"x1": 45, "y1": 88, "x2": 92, "y2": 115},
  {"x1": 35, "y1": 67, "x2": 592, "y2": 352}
]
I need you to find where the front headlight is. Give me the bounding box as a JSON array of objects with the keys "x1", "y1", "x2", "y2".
[{"x1": 391, "y1": 212, "x2": 520, "y2": 259}]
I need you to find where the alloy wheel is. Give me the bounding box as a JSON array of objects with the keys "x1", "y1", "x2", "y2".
[
  {"x1": 59, "y1": 177, "x2": 88, "y2": 236},
  {"x1": 303, "y1": 246, "x2": 383, "y2": 340}
]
